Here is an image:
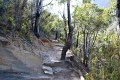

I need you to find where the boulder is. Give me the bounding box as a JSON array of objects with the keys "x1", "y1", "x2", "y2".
[
  {"x1": 42, "y1": 66, "x2": 53, "y2": 72},
  {"x1": 44, "y1": 70, "x2": 53, "y2": 76},
  {"x1": 42, "y1": 66, "x2": 53, "y2": 75}
]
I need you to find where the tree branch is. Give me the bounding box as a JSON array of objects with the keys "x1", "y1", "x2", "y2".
[{"x1": 43, "y1": 0, "x2": 54, "y2": 7}]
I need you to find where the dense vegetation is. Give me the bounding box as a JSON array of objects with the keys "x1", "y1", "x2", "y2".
[{"x1": 0, "y1": 0, "x2": 120, "y2": 80}]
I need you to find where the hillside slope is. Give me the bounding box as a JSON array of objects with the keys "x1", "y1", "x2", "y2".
[{"x1": 0, "y1": 35, "x2": 84, "y2": 80}]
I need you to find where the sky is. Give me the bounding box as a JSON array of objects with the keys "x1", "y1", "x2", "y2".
[
  {"x1": 91, "y1": 0, "x2": 109, "y2": 8},
  {"x1": 44, "y1": 0, "x2": 82, "y2": 15},
  {"x1": 43, "y1": 0, "x2": 110, "y2": 16}
]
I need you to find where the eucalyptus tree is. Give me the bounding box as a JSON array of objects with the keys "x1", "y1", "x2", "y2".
[
  {"x1": 12, "y1": 0, "x2": 28, "y2": 31},
  {"x1": 33, "y1": 0, "x2": 54, "y2": 38},
  {"x1": 73, "y1": 0, "x2": 91, "y2": 48},
  {"x1": 74, "y1": 3, "x2": 113, "y2": 67},
  {"x1": 57, "y1": 0, "x2": 68, "y2": 43},
  {"x1": 33, "y1": 0, "x2": 43, "y2": 38},
  {"x1": 60, "y1": 0, "x2": 74, "y2": 60},
  {"x1": 1, "y1": 0, "x2": 9, "y2": 15},
  {"x1": 62, "y1": 3, "x2": 67, "y2": 43}
]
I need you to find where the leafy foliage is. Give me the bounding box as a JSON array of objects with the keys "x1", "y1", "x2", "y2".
[
  {"x1": 0, "y1": 0, "x2": 119, "y2": 79},
  {"x1": 71, "y1": 1, "x2": 117, "y2": 80},
  {"x1": 85, "y1": 31, "x2": 120, "y2": 80}
]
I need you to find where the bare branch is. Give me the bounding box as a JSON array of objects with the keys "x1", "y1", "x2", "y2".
[{"x1": 43, "y1": 0, "x2": 54, "y2": 7}]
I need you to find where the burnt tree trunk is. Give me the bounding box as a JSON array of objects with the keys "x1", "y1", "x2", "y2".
[
  {"x1": 76, "y1": 31, "x2": 79, "y2": 48},
  {"x1": 34, "y1": 10, "x2": 40, "y2": 38},
  {"x1": 61, "y1": 0, "x2": 73, "y2": 60},
  {"x1": 83, "y1": 31, "x2": 86, "y2": 65},
  {"x1": 34, "y1": 0, "x2": 42, "y2": 38},
  {"x1": 117, "y1": 0, "x2": 120, "y2": 26},
  {"x1": 85, "y1": 32, "x2": 89, "y2": 67},
  {"x1": 83, "y1": 31, "x2": 89, "y2": 67},
  {"x1": 55, "y1": 29, "x2": 58, "y2": 40}
]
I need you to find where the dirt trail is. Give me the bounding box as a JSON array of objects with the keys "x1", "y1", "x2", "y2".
[
  {"x1": 42, "y1": 42, "x2": 73, "y2": 62},
  {"x1": 41, "y1": 41, "x2": 84, "y2": 80},
  {"x1": 0, "y1": 37, "x2": 84, "y2": 80}
]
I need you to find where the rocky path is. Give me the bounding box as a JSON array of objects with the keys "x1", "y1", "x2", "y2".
[
  {"x1": 39, "y1": 41, "x2": 84, "y2": 80},
  {"x1": 23, "y1": 41, "x2": 84, "y2": 80},
  {"x1": 0, "y1": 38, "x2": 84, "y2": 80}
]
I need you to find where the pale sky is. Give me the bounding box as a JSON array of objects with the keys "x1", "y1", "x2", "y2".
[
  {"x1": 43, "y1": 0, "x2": 109, "y2": 16},
  {"x1": 43, "y1": 0, "x2": 82, "y2": 15},
  {"x1": 92, "y1": 0, "x2": 109, "y2": 8},
  {"x1": 28, "y1": 0, "x2": 109, "y2": 17}
]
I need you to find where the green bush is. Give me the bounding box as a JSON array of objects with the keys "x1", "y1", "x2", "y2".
[{"x1": 85, "y1": 33, "x2": 120, "y2": 80}]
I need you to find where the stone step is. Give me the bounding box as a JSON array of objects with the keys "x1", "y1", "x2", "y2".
[
  {"x1": 43, "y1": 60, "x2": 64, "y2": 67},
  {"x1": 25, "y1": 74, "x2": 52, "y2": 80},
  {"x1": 42, "y1": 66, "x2": 53, "y2": 71},
  {"x1": 53, "y1": 67, "x2": 72, "y2": 74},
  {"x1": 27, "y1": 77, "x2": 51, "y2": 80},
  {"x1": 42, "y1": 66, "x2": 53, "y2": 75},
  {"x1": 44, "y1": 70, "x2": 53, "y2": 75}
]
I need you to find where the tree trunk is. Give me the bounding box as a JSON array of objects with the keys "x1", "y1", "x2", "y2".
[
  {"x1": 117, "y1": 0, "x2": 120, "y2": 26},
  {"x1": 15, "y1": 0, "x2": 21, "y2": 31},
  {"x1": 13, "y1": 0, "x2": 20, "y2": 36},
  {"x1": 61, "y1": 0, "x2": 73, "y2": 60},
  {"x1": 83, "y1": 30, "x2": 86, "y2": 65},
  {"x1": 2, "y1": 0, "x2": 9, "y2": 19},
  {"x1": 63, "y1": 3, "x2": 67, "y2": 43},
  {"x1": 34, "y1": 10, "x2": 40, "y2": 38},
  {"x1": 55, "y1": 29, "x2": 58, "y2": 40},
  {"x1": 19, "y1": 0, "x2": 28, "y2": 31},
  {"x1": 34, "y1": 0, "x2": 43, "y2": 38},
  {"x1": 30, "y1": 1, "x2": 34, "y2": 31},
  {"x1": 83, "y1": 31, "x2": 89, "y2": 67},
  {"x1": 85, "y1": 32, "x2": 89, "y2": 67},
  {"x1": 76, "y1": 31, "x2": 79, "y2": 48},
  {"x1": 63, "y1": 13, "x2": 67, "y2": 43}
]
